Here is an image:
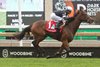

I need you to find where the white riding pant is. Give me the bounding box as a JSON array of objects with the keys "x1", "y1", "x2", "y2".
[{"x1": 50, "y1": 13, "x2": 63, "y2": 22}]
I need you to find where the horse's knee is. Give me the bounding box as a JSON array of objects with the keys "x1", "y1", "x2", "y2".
[{"x1": 62, "y1": 41, "x2": 70, "y2": 51}]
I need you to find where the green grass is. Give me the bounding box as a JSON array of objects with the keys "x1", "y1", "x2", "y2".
[{"x1": 0, "y1": 58, "x2": 100, "y2": 67}]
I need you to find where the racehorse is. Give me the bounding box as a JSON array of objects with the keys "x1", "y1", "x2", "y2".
[{"x1": 15, "y1": 7, "x2": 94, "y2": 58}]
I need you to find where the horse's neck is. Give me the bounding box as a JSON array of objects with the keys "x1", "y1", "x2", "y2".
[{"x1": 68, "y1": 16, "x2": 81, "y2": 35}]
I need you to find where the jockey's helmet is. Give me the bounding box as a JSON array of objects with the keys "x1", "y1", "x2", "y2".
[{"x1": 66, "y1": 6, "x2": 72, "y2": 12}]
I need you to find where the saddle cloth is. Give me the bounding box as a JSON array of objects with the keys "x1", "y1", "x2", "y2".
[{"x1": 45, "y1": 20, "x2": 63, "y2": 32}]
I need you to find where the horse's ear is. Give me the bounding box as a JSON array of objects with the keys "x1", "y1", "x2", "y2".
[{"x1": 79, "y1": 6, "x2": 84, "y2": 11}]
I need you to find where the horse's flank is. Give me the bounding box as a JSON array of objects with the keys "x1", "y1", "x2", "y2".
[{"x1": 31, "y1": 20, "x2": 46, "y2": 36}]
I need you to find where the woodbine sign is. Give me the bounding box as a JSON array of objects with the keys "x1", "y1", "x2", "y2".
[{"x1": 0, "y1": 47, "x2": 100, "y2": 58}]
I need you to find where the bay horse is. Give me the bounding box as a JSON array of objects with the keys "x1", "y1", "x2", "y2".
[{"x1": 15, "y1": 7, "x2": 94, "y2": 58}]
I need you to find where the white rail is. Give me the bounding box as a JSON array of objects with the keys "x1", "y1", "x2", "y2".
[
  {"x1": 0, "y1": 25, "x2": 28, "y2": 29},
  {"x1": 0, "y1": 25, "x2": 100, "y2": 29}
]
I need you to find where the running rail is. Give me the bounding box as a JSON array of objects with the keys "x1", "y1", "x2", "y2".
[
  {"x1": 0, "y1": 25, "x2": 100, "y2": 37},
  {"x1": 0, "y1": 25, "x2": 100, "y2": 29},
  {"x1": 0, "y1": 32, "x2": 100, "y2": 37}
]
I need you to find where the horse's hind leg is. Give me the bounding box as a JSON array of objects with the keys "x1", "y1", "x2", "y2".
[
  {"x1": 47, "y1": 45, "x2": 64, "y2": 58},
  {"x1": 32, "y1": 40, "x2": 41, "y2": 57},
  {"x1": 32, "y1": 36, "x2": 46, "y2": 57}
]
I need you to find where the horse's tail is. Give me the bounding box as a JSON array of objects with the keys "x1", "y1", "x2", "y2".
[{"x1": 15, "y1": 25, "x2": 32, "y2": 40}]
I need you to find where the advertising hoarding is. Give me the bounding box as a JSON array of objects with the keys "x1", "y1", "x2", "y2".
[
  {"x1": 0, "y1": 0, "x2": 45, "y2": 25},
  {"x1": 1, "y1": 47, "x2": 100, "y2": 58},
  {"x1": 53, "y1": 0, "x2": 100, "y2": 17}
]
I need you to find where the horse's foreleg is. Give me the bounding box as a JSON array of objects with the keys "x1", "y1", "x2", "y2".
[
  {"x1": 55, "y1": 40, "x2": 70, "y2": 55},
  {"x1": 47, "y1": 40, "x2": 70, "y2": 58},
  {"x1": 47, "y1": 44, "x2": 65, "y2": 58},
  {"x1": 60, "y1": 40, "x2": 70, "y2": 55},
  {"x1": 61, "y1": 40, "x2": 70, "y2": 51}
]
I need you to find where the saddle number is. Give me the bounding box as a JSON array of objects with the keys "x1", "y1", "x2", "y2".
[{"x1": 48, "y1": 21, "x2": 55, "y2": 29}]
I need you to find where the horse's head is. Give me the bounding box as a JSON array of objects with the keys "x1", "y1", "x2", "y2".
[{"x1": 77, "y1": 7, "x2": 94, "y2": 24}]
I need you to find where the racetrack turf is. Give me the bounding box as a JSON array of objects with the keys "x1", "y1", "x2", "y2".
[{"x1": 0, "y1": 58, "x2": 100, "y2": 67}]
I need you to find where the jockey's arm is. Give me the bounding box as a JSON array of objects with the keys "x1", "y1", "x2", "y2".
[{"x1": 60, "y1": 18, "x2": 66, "y2": 28}]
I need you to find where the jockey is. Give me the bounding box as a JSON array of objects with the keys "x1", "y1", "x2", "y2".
[{"x1": 50, "y1": 6, "x2": 72, "y2": 29}]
